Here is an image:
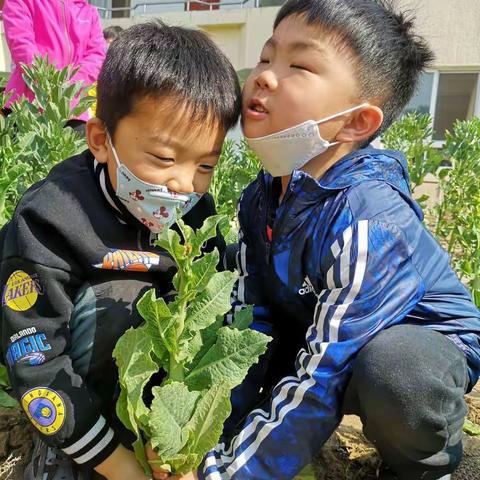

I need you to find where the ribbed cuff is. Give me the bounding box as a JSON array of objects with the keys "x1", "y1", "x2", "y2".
[{"x1": 62, "y1": 415, "x2": 121, "y2": 469}]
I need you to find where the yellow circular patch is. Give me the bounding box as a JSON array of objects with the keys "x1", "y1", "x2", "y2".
[
  {"x1": 3, "y1": 270, "x2": 39, "y2": 311},
  {"x1": 21, "y1": 388, "x2": 65, "y2": 435}
]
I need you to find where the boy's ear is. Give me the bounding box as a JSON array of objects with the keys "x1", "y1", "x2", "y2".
[
  {"x1": 86, "y1": 118, "x2": 109, "y2": 164},
  {"x1": 336, "y1": 105, "x2": 383, "y2": 144}
]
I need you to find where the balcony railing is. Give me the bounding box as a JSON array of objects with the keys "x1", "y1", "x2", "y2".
[{"x1": 94, "y1": 0, "x2": 266, "y2": 18}]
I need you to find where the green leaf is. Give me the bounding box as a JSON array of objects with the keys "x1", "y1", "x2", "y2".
[
  {"x1": 0, "y1": 389, "x2": 18, "y2": 408},
  {"x1": 150, "y1": 452, "x2": 201, "y2": 475},
  {"x1": 178, "y1": 330, "x2": 204, "y2": 365},
  {"x1": 155, "y1": 228, "x2": 185, "y2": 266},
  {"x1": 133, "y1": 437, "x2": 151, "y2": 474},
  {"x1": 116, "y1": 388, "x2": 135, "y2": 433},
  {"x1": 185, "y1": 326, "x2": 271, "y2": 390},
  {"x1": 113, "y1": 325, "x2": 158, "y2": 428},
  {"x1": 185, "y1": 316, "x2": 224, "y2": 372},
  {"x1": 117, "y1": 389, "x2": 150, "y2": 474},
  {"x1": 190, "y1": 249, "x2": 220, "y2": 292},
  {"x1": 189, "y1": 215, "x2": 225, "y2": 257},
  {"x1": 231, "y1": 305, "x2": 253, "y2": 331},
  {"x1": 149, "y1": 383, "x2": 200, "y2": 459},
  {"x1": 137, "y1": 289, "x2": 177, "y2": 358},
  {"x1": 0, "y1": 363, "x2": 10, "y2": 387},
  {"x1": 183, "y1": 383, "x2": 232, "y2": 465},
  {"x1": 183, "y1": 270, "x2": 238, "y2": 339},
  {"x1": 464, "y1": 419, "x2": 480, "y2": 436}
]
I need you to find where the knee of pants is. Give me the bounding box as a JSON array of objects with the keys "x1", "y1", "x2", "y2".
[{"x1": 349, "y1": 325, "x2": 468, "y2": 451}]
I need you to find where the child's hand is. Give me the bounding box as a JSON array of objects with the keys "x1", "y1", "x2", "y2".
[
  {"x1": 145, "y1": 442, "x2": 170, "y2": 480},
  {"x1": 95, "y1": 444, "x2": 150, "y2": 480},
  {"x1": 145, "y1": 443, "x2": 198, "y2": 480}
]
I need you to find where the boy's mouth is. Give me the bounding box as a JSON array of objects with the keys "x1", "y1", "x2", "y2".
[
  {"x1": 248, "y1": 98, "x2": 269, "y2": 113},
  {"x1": 244, "y1": 98, "x2": 269, "y2": 122}
]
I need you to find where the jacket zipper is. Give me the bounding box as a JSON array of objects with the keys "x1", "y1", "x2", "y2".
[
  {"x1": 61, "y1": 0, "x2": 73, "y2": 64},
  {"x1": 263, "y1": 176, "x2": 292, "y2": 266},
  {"x1": 262, "y1": 178, "x2": 272, "y2": 266}
]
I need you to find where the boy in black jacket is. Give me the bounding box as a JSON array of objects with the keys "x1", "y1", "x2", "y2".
[{"x1": 0, "y1": 21, "x2": 241, "y2": 480}]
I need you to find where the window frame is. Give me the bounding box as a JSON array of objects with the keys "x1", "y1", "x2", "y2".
[{"x1": 419, "y1": 69, "x2": 480, "y2": 147}]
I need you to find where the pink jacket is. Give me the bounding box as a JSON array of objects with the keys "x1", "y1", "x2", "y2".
[{"x1": 3, "y1": 0, "x2": 106, "y2": 120}]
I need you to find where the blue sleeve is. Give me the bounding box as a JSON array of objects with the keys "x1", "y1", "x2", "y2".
[{"x1": 199, "y1": 219, "x2": 425, "y2": 479}]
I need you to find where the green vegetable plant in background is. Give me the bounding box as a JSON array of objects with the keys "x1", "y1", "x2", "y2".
[
  {"x1": 209, "y1": 139, "x2": 260, "y2": 221},
  {"x1": 381, "y1": 112, "x2": 442, "y2": 207},
  {"x1": 0, "y1": 56, "x2": 93, "y2": 226},
  {"x1": 382, "y1": 114, "x2": 480, "y2": 309},
  {"x1": 113, "y1": 215, "x2": 271, "y2": 475},
  {"x1": 433, "y1": 118, "x2": 480, "y2": 308}
]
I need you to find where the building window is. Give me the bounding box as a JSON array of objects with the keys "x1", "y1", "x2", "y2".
[
  {"x1": 405, "y1": 72, "x2": 435, "y2": 116},
  {"x1": 432, "y1": 73, "x2": 479, "y2": 140},
  {"x1": 404, "y1": 71, "x2": 480, "y2": 142}
]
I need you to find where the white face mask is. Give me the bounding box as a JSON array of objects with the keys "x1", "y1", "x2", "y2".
[
  {"x1": 107, "y1": 135, "x2": 202, "y2": 233},
  {"x1": 245, "y1": 104, "x2": 369, "y2": 177}
]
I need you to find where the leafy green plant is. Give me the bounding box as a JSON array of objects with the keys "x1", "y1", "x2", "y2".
[
  {"x1": 113, "y1": 215, "x2": 271, "y2": 474},
  {"x1": 0, "y1": 56, "x2": 92, "y2": 225},
  {"x1": 381, "y1": 112, "x2": 442, "y2": 205},
  {"x1": 209, "y1": 139, "x2": 260, "y2": 223},
  {"x1": 433, "y1": 118, "x2": 480, "y2": 306}
]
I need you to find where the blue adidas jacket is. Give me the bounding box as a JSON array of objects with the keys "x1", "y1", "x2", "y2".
[{"x1": 199, "y1": 147, "x2": 480, "y2": 480}]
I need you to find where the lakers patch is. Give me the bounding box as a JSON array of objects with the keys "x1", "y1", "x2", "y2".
[
  {"x1": 94, "y1": 250, "x2": 160, "y2": 272},
  {"x1": 2, "y1": 270, "x2": 42, "y2": 311},
  {"x1": 21, "y1": 387, "x2": 65, "y2": 435}
]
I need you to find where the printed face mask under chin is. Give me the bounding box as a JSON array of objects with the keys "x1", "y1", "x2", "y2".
[
  {"x1": 245, "y1": 104, "x2": 369, "y2": 177},
  {"x1": 107, "y1": 135, "x2": 202, "y2": 233}
]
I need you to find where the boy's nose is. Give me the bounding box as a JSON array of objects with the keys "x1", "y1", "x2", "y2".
[
  {"x1": 165, "y1": 177, "x2": 195, "y2": 195},
  {"x1": 255, "y1": 70, "x2": 278, "y2": 91}
]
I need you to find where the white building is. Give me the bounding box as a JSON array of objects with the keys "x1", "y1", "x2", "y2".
[{"x1": 1, "y1": 0, "x2": 479, "y2": 140}]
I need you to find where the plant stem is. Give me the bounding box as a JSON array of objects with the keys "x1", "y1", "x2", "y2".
[{"x1": 168, "y1": 241, "x2": 191, "y2": 383}]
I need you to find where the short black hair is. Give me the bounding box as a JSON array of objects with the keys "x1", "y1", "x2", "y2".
[
  {"x1": 274, "y1": 0, "x2": 434, "y2": 142},
  {"x1": 103, "y1": 25, "x2": 124, "y2": 42},
  {"x1": 97, "y1": 21, "x2": 241, "y2": 135}
]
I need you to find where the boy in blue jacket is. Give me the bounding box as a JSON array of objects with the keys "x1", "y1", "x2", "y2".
[{"x1": 164, "y1": 1, "x2": 480, "y2": 479}]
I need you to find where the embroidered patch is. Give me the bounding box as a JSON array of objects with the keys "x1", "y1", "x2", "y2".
[
  {"x1": 6, "y1": 328, "x2": 51, "y2": 367},
  {"x1": 22, "y1": 387, "x2": 66, "y2": 435},
  {"x1": 2, "y1": 271, "x2": 42, "y2": 311},
  {"x1": 94, "y1": 250, "x2": 161, "y2": 272}
]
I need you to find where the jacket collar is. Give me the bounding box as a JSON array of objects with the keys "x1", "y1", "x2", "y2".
[{"x1": 262, "y1": 146, "x2": 423, "y2": 220}]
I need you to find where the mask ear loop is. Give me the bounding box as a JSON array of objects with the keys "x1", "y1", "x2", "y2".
[
  {"x1": 106, "y1": 132, "x2": 122, "y2": 168},
  {"x1": 314, "y1": 103, "x2": 370, "y2": 147}
]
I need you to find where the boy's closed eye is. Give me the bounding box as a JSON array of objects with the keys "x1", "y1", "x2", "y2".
[
  {"x1": 199, "y1": 164, "x2": 215, "y2": 173},
  {"x1": 149, "y1": 154, "x2": 175, "y2": 164},
  {"x1": 291, "y1": 64, "x2": 311, "y2": 72}
]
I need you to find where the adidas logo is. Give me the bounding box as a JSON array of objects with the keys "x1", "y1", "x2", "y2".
[{"x1": 298, "y1": 276, "x2": 315, "y2": 296}]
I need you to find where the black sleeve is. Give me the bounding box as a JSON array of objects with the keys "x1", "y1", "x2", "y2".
[{"x1": 1, "y1": 214, "x2": 120, "y2": 468}]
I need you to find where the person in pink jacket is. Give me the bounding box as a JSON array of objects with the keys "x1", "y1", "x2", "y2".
[{"x1": 3, "y1": 0, "x2": 106, "y2": 123}]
